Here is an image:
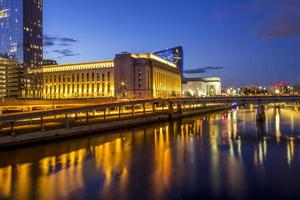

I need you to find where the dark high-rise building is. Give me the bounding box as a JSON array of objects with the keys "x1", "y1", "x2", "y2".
[
  {"x1": 154, "y1": 46, "x2": 184, "y2": 78},
  {"x1": 0, "y1": 0, "x2": 43, "y2": 67},
  {"x1": 0, "y1": 0, "x2": 43, "y2": 97}
]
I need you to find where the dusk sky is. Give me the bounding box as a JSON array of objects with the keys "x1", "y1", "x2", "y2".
[{"x1": 44, "y1": 0, "x2": 300, "y2": 87}]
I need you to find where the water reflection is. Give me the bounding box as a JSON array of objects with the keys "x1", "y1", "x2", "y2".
[{"x1": 1, "y1": 107, "x2": 300, "y2": 199}]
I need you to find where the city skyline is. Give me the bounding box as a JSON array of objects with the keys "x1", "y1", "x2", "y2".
[{"x1": 43, "y1": 0, "x2": 300, "y2": 87}]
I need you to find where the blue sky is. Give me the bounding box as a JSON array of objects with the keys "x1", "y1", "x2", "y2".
[{"x1": 43, "y1": 0, "x2": 300, "y2": 87}]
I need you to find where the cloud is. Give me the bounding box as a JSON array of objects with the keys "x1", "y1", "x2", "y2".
[
  {"x1": 43, "y1": 35, "x2": 57, "y2": 47},
  {"x1": 60, "y1": 37, "x2": 78, "y2": 43},
  {"x1": 262, "y1": 15, "x2": 300, "y2": 38},
  {"x1": 44, "y1": 34, "x2": 80, "y2": 59},
  {"x1": 184, "y1": 66, "x2": 224, "y2": 74},
  {"x1": 44, "y1": 34, "x2": 78, "y2": 47},
  {"x1": 52, "y1": 49, "x2": 80, "y2": 58},
  {"x1": 257, "y1": 0, "x2": 300, "y2": 38},
  {"x1": 44, "y1": 41, "x2": 55, "y2": 47},
  {"x1": 214, "y1": 0, "x2": 300, "y2": 38}
]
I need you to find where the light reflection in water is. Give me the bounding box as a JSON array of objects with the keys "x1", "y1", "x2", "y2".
[
  {"x1": 275, "y1": 108, "x2": 281, "y2": 143},
  {"x1": 1, "y1": 107, "x2": 300, "y2": 199}
]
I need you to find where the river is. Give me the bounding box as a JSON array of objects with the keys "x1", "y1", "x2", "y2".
[{"x1": 1, "y1": 106, "x2": 300, "y2": 200}]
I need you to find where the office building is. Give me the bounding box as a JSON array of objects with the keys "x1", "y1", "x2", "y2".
[
  {"x1": 0, "y1": 0, "x2": 43, "y2": 67},
  {"x1": 0, "y1": 0, "x2": 43, "y2": 98},
  {"x1": 0, "y1": 56, "x2": 21, "y2": 98}
]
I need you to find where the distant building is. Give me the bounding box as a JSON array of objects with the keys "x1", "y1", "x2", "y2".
[
  {"x1": 239, "y1": 85, "x2": 268, "y2": 95},
  {"x1": 294, "y1": 84, "x2": 300, "y2": 94},
  {"x1": 0, "y1": 57, "x2": 21, "y2": 98},
  {"x1": 182, "y1": 77, "x2": 221, "y2": 97},
  {"x1": 268, "y1": 82, "x2": 295, "y2": 95},
  {"x1": 42, "y1": 59, "x2": 57, "y2": 66},
  {"x1": 31, "y1": 52, "x2": 181, "y2": 99}
]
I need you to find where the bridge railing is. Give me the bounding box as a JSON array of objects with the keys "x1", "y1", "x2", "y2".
[{"x1": 0, "y1": 99, "x2": 227, "y2": 136}]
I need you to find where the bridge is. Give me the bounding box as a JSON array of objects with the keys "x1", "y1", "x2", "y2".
[
  {"x1": 0, "y1": 95, "x2": 299, "y2": 114},
  {"x1": 175, "y1": 95, "x2": 300, "y2": 104},
  {"x1": 0, "y1": 95, "x2": 299, "y2": 148}
]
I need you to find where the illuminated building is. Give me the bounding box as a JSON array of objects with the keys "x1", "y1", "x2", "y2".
[
  {"x1": 182, "y1": 77, "x2": 221, "y2": 96},
  {"x1": 0, "y1": 0, "x2": 43, "y2": 98},
  {"x1": 37, "y1": 60, "x2": 114, "y2": 99},
  {"x1": 0, "y1": 57, "x2": 21, "y2": 98},
  {"x1": 154, "y1": 46, "x2": 184, "y2": 78},
  {"x1": 32, "y1": 52, "x2": 181, "y2": 99},
  {"x1": 114, "y1": 52, "x2": 181, "y2": 98}
]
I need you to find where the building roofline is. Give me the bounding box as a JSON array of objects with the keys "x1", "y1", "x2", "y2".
[
  {"x1": 183, "y1": 76, "x2": 221, "y2": 83},
  {"x1": 42, "y1": 60, "x2": 114, "y2": 68}
]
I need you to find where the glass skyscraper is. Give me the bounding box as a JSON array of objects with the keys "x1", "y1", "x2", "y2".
[
  {"x1": 154, "y1": 46, "x2": 184, "y2": 78},
  {"x1": 0, "y1": 0, "x2": 43, "y2": 67},
  {"x1": 0, "y1": 0, "x2": 43, "y2": 97}
]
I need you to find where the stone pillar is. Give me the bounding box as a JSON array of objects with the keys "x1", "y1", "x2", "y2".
[
  {"x1": 168, "y1": 102, "x2": 173, "y2": 112},
  {"x1": 41, "y1": 117, "x2": 45, "y2": 131},
  {"x1": 152, "y1": 103, "x2": 155, "y2": 113},
  {"x1": 132, "y1": 104, "x2": 134, "y2": 116},
  {"x1": 10, "y1": 121, "x2": 15, "y2": 136},
  {"x1": 86, "y1": 111, "x2": 89, "y2": 124},
  {"x1": 65, "y1": 114, "x2": 69, "y2": 128},
  {"x1": 143, "y1": 103, "x2": 146, "y2": 115}
]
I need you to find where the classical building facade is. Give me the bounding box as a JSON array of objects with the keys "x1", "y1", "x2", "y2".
[
  {"x1": 182, "y1": 77, "x2": 222, "y2": 97},
  {"x1": 36, "y1": 61, "x2": 114, "y2": 99},
  {"x1": 114, "y1": 53, "x2": 181, "y2": 99},
  {"x1": 33, "y1": 52, "x2": 181, "y2": 99}
]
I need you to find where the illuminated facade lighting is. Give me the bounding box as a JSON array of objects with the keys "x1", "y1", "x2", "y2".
[{"x1": 30, "y1": 52, "x2": 182, "y2": 99}]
